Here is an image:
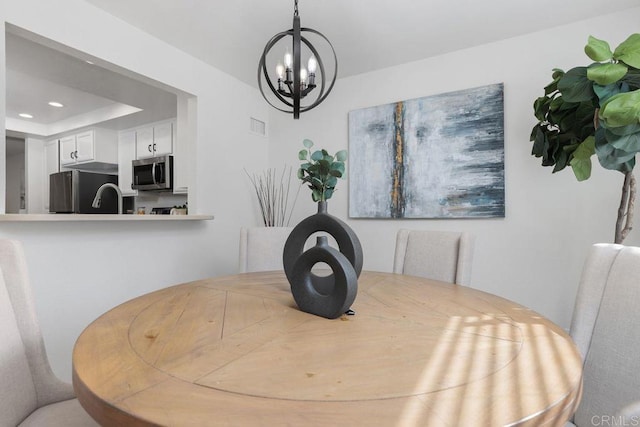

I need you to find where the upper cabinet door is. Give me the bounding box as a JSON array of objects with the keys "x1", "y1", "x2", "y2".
[
  {"x1": 152, "y1": 122, "x2": 173, "y2": 156},
  {"x1": 135, "y1": 127, "x2": 154, "y2": 159},
  {"x1": 74, "y1": 130, "x2": 95, "y2": 163},
  {"x1": 59, "y1": 135, "x2": 77, "y2": 165}
]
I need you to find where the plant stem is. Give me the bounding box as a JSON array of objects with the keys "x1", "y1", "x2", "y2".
[
  {"x1": 245, "y1": 166, "x2": 300, "y2": 227},
  {"x1": 615, "y1": 171, "x2": 636, "y2": 244}
]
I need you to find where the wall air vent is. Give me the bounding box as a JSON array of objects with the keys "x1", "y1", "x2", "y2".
[{"x1": 250, "y1": 117, "x2": 267, "y2": 137}]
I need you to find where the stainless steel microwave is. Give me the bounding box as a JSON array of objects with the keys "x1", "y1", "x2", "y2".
[{"x1": 132, "y1": 155, "x2": 173, "y2": 191}]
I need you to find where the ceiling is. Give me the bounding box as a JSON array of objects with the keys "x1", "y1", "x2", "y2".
[
  {"x1": 7, "y1": 1, "x2": 639, "y2": 141},
  {"x1": 5, "y1": 30, "x2": 177, "y2": 139},
  {"x1": 83, "y1": 0, "x2": 640, "y2": 88}
]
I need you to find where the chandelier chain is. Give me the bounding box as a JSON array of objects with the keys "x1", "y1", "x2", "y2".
[{"x1": 294, "y1": 0, "x2": 299, "y2": 16}]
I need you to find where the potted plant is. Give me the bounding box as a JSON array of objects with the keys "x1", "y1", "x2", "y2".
[
  {"x1": 297, "y1": 139, "x2": 347, "y2": 203},
  {"x1": 530, "y1": 34, "x2": 640, "y2": 243}
]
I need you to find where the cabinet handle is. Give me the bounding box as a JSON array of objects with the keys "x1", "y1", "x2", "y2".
[
  {"x1": 148, "y1": 144, "x2": 152, "y2": 152},
  {"x1": 151, "y1": 162, "x2": 157, "y2": 185},
  {"x1": 74, "y1": 150, "x2": 78, "y2": 159},
  {"x1": 153, "y1": 143, "x2": 157, "y2": 152},
  {"x1": 70, "y1": 151, "x2": 75, "y2": 159}
]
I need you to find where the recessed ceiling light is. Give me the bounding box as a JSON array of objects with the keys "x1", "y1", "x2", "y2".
[
  {"x1": 48, "y1": 101, "x2": 64, "y2": 108},
  {"x1": 19, "y1": 113, "x2": 33, "y2": 119}
]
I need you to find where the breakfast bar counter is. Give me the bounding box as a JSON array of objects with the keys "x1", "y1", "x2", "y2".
[{"x1": 0, "y1": 214, "x2": 213, "y2": 221}]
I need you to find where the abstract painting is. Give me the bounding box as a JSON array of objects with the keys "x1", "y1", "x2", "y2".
[{"x1": 348, "y1": 83, "x2": 504, "y2": 218}]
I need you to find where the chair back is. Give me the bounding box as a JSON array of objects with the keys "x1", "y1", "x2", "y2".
[
  {"x1": 570, "y1": 244, "x2": 640, "y2": 426},
  {"x1": 0, "y1": 240, "x2": 44, "y2": 424},
  {"x1": 393, "y1": 229, "x2": 474, "y2": 285},
  {"x1": 239, "y1": 227, "x2": 293, "y2": 273}
]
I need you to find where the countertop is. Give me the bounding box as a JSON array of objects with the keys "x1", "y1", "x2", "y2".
[{"x1": 0, "y1": 214, "x2": 213, "y2": 222}]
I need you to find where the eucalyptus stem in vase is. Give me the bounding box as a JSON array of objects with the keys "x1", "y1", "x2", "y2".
[{"x1": 297, "y1": 139, "x2": 347, "y2": 203}]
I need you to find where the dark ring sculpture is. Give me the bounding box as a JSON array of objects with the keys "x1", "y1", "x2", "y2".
[{"x1": 283, "y1": 202, "x2": 363, "y2": 319}]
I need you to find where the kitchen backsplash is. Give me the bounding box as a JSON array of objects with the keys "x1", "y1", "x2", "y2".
[{"x1": 132, "y1": 193, "x2": 188, "y2": 215}]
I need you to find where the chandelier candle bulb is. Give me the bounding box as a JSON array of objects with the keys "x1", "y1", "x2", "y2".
[
  {"x1": 284, "y1": 48, "x2": 293, "y2": 83},
  {"x1": 276, "y1": 63, "x2": 285, "y2": 91},
  {"x1": 284, "y1": 49, "x2": 293, "y2": 68},
  {"x1": 308, "y1": 56, "x2": 317, "y2": 73},
  {"x1": 308, "y1": 56, "x2": 317, "y2": 86}
]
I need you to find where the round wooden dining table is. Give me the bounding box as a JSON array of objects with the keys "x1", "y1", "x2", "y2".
[{"x1": 73, "y1": 271, "x2": 582, "y2": 426}]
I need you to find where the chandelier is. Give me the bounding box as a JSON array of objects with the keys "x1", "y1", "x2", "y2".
[{"x1": 258, "y1": 0, "x2": 337, "y2": 119}]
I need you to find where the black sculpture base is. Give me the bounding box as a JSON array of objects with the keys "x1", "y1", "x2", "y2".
[{"x1": 283, "y1": 201, "x2": 363, "y2": 319}]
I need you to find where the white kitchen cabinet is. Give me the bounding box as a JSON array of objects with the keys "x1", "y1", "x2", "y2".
[
  {"x1": 74, "y1": 130, "x2": 95, "y2": 162},
  {"x1": 136, "y1": 121, "x2": 173, "y2": 159},
  {"x1": 59, "y1": 135, "x2": 77, "y2": 166},
  {"x1": 118, "y1": 130, "x2": 138, "y2": 197},
  {"x1": 59, "y1": 128, "x2": 117, "y2": 169}
]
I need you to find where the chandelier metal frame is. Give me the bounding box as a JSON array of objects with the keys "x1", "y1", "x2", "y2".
[{"x1": 257, "y1": 0, "x2": 337, "y2": 119}]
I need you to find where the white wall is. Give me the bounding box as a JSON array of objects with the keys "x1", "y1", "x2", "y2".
[
  {"x1": 1, "y1": 0, "x2": 268, "y2": 380},
  {"x1": 25, "y1": 136, "x2": 44, "y2": 214},
  {"x1": 6, "y1": 149, "x2": 23, "y2": 213},
  {"x1": 268, "y1": 8, "x2": 640, "y2": 329}
]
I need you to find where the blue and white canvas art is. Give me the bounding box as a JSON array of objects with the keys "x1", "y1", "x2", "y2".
[{"x1": 348, "y1": 83, "x2": 505, "y2": 218}]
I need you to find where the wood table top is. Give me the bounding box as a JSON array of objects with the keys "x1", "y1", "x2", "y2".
[{"x1": 72, "y1": 271, "x2": 582, "y2": 426}]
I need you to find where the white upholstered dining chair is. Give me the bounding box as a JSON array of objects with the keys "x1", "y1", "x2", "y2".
[
  {"x1": 0, "y1": 239, "x2": 97, "y2": 426},
  {"x1": 567, "y1": 243, "x2": 640, "y2": 426},
  {"x1": 392, "y1": 229, "x2": 475, "y2": 285},
  {"x1": 239, "y1": 227, "x2": 293, "y2": 273}
]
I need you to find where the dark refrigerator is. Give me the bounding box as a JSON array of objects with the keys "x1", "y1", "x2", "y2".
[{"x1": 49, "y1": 170, "x2": 118, "y2": 214}]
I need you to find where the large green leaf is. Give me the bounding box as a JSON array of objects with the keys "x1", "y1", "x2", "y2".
[
  {"x1": 600, "y1": 90, "x2": 640, "y2": 127},
  {"x1": 587, "y1": 63, "x2": 628, "y2": 85},
  {"x1": 335, "y1": 150, "x2": 347, "y2": 161},
  {"x1": 606, "y1": 129, "x2": 640, "y2": 152},
  {"x1": 310, "y1": 150, "x2": 324, "y2": 161},
  {"x1": 585, "y1": 35, "x2": 613, "y2": 62},
  {"x1": 558, "y1": 67, "x2": 596, "y2": 102},
  {"x1": 572, "y1": 136, "x2": 595, "y2": 160},
  {"x1": 601, "y1": 122, "x2": 640, "y2": 136},
  {"x1": 544, "y1": 72, "x2": 564, "y2": 95},
  {"x1": 303, "y1": 139, "x2": 314, "y2": 149},
  {"x1": 330, "y1": 162, "x2": 345, "y2": 175},
  {"x1": 531, "y1": 125, "x2": 547, "y2": 157},
  {"x1": 569, "y1": 136, "x2": 595, "y2": 181},
  {"x1": 613, "y1": 33, "x2": 640, "y2": 68},
  {"x1": 323, "y1": 188, "x2": 334, "y2": 200},
  {"x1": 552, "y1": 68, "x2": 565, "y2": 80},
  {"x1": 595, "y1": 128, "x2": 637, "y2": 172},
  {"x1": 298, "y1": 149, "x2": 308, "y2": 160},
  {"x1": 548, "y1": 95, "x2": 564, "y2": 112},
  {"x1": 553, "y1": 148, "x2": 570, "y2": 173},
  {"x1": 593, "y1": 83, "x2": 625, "y2": 104},
  {"x1": 622, "y1": 70, "x2": 640, "y2": 89},
  {"x1": 533, "y1": 96, "x2": 551, "y2": 122},
  {"x1": 569, "y1": 157, "x2": 592, "y2": 181}
]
